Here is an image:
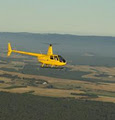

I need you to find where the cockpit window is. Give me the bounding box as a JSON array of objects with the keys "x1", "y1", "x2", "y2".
[
  {"x1": 58, "y1": 55, "x2": 66, "y2": 63},
  {"x1": 50, "y1": 55, "x2": 66, "y2": 63},
  {"x1": 50, "y1": 56, "x2": 58, "y2": 60},
  {"x1": 50, "y1": 56, "x2": 53, "y2": 59}
]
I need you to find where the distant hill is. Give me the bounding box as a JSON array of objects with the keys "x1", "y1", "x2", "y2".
[
  {"x1": 0, "y1": 32, "x2": 115, "y2": 54},
  {"x1": 0, "y1": 32, "x2": 115, "y2": 42},
  {"x1": 0, "y1": 32, "x2": 115, "y2": 66}
]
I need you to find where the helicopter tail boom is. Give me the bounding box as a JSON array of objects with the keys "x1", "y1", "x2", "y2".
[{"x1": 7, "y1": 43, "x2": 42, "y2": 57}]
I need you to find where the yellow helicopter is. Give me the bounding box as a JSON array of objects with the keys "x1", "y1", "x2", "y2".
[{"x1": 7, "y1": 43, "x2": 66, "y2": 67}]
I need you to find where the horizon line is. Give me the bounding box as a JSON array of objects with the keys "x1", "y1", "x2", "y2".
[{"x1": 0, "y1": 31, "x2": 115, "y2": 37}]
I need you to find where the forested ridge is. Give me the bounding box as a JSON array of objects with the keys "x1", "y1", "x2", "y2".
[{"x1": 0, "y1": 92, "x2": 115, "y2": 120}]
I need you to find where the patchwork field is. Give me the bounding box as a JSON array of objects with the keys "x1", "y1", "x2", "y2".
[{"x1": 0, "y1": 54, "x2": 115, "y2": 103}]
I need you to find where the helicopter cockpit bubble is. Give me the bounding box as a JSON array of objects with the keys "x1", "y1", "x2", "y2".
[{"x1": 58, "y1": 55, "x2": 66, "y2": 63}]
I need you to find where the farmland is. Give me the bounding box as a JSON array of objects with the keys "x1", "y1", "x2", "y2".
[{"x1": 0, "y1": 54, "x2": 115, "y2": 103}]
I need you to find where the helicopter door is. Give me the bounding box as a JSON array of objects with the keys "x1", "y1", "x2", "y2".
[
  {"x1": 54, "y1": 56, "x2": 58, "y2": 61},
  {"x1": 50, "y1": 56, "x2": 58, "y2": 61}
]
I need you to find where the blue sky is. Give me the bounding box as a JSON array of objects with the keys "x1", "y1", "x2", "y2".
[{"x1": 0, "y1": 0, "x2": 115, "y2": 36}]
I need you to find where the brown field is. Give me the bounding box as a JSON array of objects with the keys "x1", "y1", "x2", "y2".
[{"x1": 67, "y1": 64, "x2": 115, "y2": 81}]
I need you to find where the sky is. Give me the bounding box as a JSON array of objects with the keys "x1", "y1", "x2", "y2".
[{"x1": 0, "y1": 0, "x2": 115, "y2": 36}]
